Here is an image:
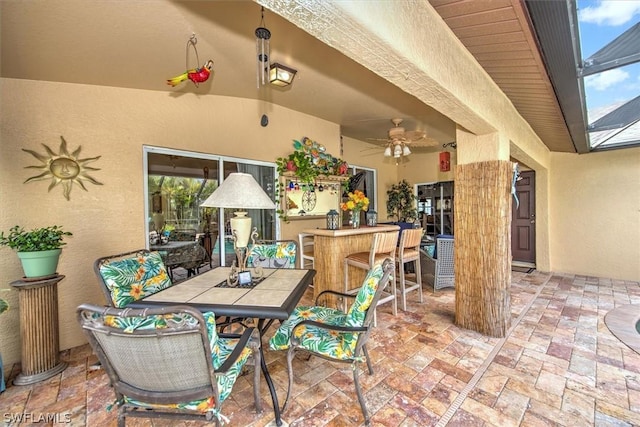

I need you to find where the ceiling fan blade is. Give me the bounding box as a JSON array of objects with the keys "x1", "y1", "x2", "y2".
[
  {"x1": 360, "y1": 145, "x2": 384, "y2": 151},
  {"x1": 404, "y1": 130, "x2": 426, "y2": 141},
  {"x1": 406, "y1": 137, "x2": 440, "y2": 147}
]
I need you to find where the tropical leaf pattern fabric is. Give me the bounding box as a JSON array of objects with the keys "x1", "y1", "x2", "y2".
[
  {"x1": 269, "y1": 264, "x2": 384, "y2": 360},
  {"x1": 346, "y1": 264, "x2": 384, "y2": 326},
  {"x1": 99, "y1": 251, "x2": 172, "y2": 307},
  {"x1": 247, "y1": 241, "x2": 296, "y2": 269},
  {"x1": 103, "y1": 310, "x2": 252, "y2": 414}
]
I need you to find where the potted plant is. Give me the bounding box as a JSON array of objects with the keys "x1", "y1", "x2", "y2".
[
  {"x1": 386, "y1": 180, "x2": 418, "y2": 224},
  {"x1": 0, "y1": 225, "x2": 72, "y2": 278}
]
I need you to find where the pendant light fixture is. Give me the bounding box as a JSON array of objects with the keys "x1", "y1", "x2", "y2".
[
  {"x1": 269, "y1": 63, "x2": 297, "y2": 86},
  {"x1": 255, "y1": 6, "x2": 271, "y2": 88}
]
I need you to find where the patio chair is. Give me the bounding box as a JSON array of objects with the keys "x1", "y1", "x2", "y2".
[
  {"x1": 170, "y1": 228, "x2": 197, "y2": 242},
  {"x1": 246, "y1": 240, "x2": 297, "y2": 269},
  {"x1": 77, "y1": 304, "x2": 261, "y2": 427},
  {"x1": 420, "y1": 235, "x2": 454, "y2": 290},
  {"x1": 397, "y1": 228, "x2": 424, "y2": 310},
  {"x1": 94, "y1": 249, "x2": 173, "y2": 308},
  {"x1": 344, "y1": 231, "x2": 399, "y2": 322},
  {"x1": 269, "y1": 259, "x2": 394, "y2": 426},
  {"x1": 173, "y1": 243, "x2": 208, "y2": 278}
]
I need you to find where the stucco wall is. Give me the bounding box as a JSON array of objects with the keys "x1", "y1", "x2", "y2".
[
  {"x1": 2, "y1": 77, "x2": 639, "y2": 367},
  {"x1": 399, "y1": 150, "x2": 457, "y2": 187},
  {"x1": 0, "y1": 78, "x2": 340, "y2": 364},
  {"x1": 549, "y1": 148, "x2": 640, "y2": 280}
]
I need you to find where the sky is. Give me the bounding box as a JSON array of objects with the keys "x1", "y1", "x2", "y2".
[{"x1": 577, "y1": 0, "x2": 640, "y2": 121}]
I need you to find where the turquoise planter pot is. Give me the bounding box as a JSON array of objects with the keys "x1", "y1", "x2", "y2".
[{"x1": 17, "y1": 249, "x2": 61, "y2": 278}]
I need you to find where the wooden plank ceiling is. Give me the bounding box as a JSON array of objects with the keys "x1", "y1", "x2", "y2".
[{"x1": 430, "y1": 0, "x2": 576, "y2": 152}]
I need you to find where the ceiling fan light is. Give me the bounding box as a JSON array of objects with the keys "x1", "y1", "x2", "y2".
[
  {"x1": 393, "y1": 144, "x2": 402, "y2": 158},
  {"x1": 402, "y1": 145, "x2": 411, "y2": 156},
  {"x1": 384, "y1": 146, "x2": 392, "y2": 157}
]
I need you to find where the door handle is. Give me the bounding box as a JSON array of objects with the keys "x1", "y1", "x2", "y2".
[{"x1": 530, "y1": 220, "x2": 535, "y2": 224}]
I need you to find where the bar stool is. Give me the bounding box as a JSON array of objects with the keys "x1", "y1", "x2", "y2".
[
  {"x1": 397, "y1": 228, "x2": 424, "y2": 311},
  {"x1": 344, "y1": 231, "x2": 399, "y2": 321},
  {"x1": 298, "y1": 232, "x2": 315, "y2": 269}
]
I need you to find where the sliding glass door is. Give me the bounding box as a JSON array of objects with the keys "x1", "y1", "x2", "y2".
[{"x1": 144, "y1": 147, "x2": 276, "y2": 269}]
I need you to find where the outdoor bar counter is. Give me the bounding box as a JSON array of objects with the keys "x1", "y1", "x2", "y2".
[{"x1": 303, "y1": 224, "x2": 400, "y2": 304}]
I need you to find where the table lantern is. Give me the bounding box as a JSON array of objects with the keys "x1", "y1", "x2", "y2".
[
  {"x1": 366, "y1": 210, "x2": 377, "y2": 227},
  {"x1": 327, "y1": 209, "x2": 340, "y2": 230}
]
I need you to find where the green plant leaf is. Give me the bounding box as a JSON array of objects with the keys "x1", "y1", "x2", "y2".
[{"x1": 0, "y1": 225, "x2": 72, "y2": 252}]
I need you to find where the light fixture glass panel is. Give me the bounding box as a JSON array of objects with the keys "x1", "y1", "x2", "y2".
[
  {"x1": 402, "y1": 145, "x2": 411, "y2": 156},
  {"x1": 393, "y1": 144, "x2": 402, "y2": 158},
  {"x1": 384, "y1": 146, "x2": 392, "y2": 157},
  {"x1": 269, "y1": 63, "x2": 297, "y2": 86}
]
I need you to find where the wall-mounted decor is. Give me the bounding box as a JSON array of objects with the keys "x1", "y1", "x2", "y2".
[
  {"x1": 166, "y1": 34, "x2": 214, "y2": 88},
  {"x1": 439, "y1": 151, "x2": 451, "y2": 172},
  {"x1": 275, "y1": 137, "x2": 350, "y2": 220},
  {"x1": 23, "y1": 136, "x2": 103, "y2": 200}
]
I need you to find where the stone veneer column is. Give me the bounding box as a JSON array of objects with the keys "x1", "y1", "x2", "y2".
[{"x1": 454, "y1": 127, "x2": 512, "y2": 337}]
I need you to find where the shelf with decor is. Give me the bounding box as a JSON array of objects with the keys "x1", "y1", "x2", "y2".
[
  {"x1": 280, "y1": 173, "x2": 349, "y2": 220},
  {"x1": 276, "y1": 137, "x2": 350, "y2": 221}
]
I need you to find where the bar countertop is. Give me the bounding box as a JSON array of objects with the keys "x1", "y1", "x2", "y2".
[
  {"x1": 302, "y1": 224, "x2": 400, "y2": 237},
  {"x1": 302, "y1": 223, "x2": 400, "y2": 303}
]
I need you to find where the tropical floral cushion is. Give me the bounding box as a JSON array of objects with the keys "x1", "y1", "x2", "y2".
[
  {"x1": 269, "y1": 264, "x2": 384, "y2": 360},
  {"x1": 247, "y1": 241, "x2": 297, "y2": 269},
  {"x1": 99, "y1": 251, "x2": 172, "y2": 308},
  {"x1": 104, "y1": 311, "x2": 252, "y2": 414},
  {"x1": 345, "y1": 263, "x2": 384, "y2": 326}
]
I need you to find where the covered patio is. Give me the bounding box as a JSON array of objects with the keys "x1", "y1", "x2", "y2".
[
  {"x1": 1, "y1": 1, "x2": 640, "y2": 425},
  {"x1": 2, "y1": 270, "x2": 639, "y2": 426}
]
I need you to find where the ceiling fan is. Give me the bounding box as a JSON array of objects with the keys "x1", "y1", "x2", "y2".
[{"x1": 368, "y1": 118, "x2": 439, "y2": 158}]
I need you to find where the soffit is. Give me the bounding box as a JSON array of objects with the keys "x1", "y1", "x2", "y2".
[{"x1": 429, "y1": 0, "x2": 578, "y2": 153}]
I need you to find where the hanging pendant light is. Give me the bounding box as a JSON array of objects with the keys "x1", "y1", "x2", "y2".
[{"x1": 255, "y1": 6, "x2": 271, "y2": 88}]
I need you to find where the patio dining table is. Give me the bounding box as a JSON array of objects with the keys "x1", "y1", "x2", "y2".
[{"x1": 128, "y1": 266, "x2": 316, "y2": 427}]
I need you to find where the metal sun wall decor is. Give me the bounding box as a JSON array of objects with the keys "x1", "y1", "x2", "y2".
[{"x1": 23, "y1": 136, "x2": 103, "y2": 200}]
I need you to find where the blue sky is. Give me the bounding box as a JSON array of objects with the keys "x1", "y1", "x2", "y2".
[{"x1": 577, "y1": 0, "x2": 640, "y2": 120}]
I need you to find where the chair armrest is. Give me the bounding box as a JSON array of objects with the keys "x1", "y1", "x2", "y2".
[
  {"x1": 216, "y1": 327, "x2": 259, "y2": 373},
  {"x1": 291, "y1": 319, "x2": 367, "y2": 338},
  {"x1": 315, "y1": 289, "x2": 357, "y2": 305}
]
